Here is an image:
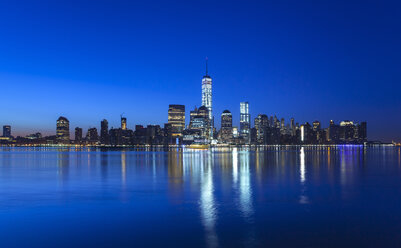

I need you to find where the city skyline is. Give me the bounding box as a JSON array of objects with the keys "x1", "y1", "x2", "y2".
[
  {"x1": 1, "y1": 63, "x2": 368, "y2": 147},
  {"x1": 1, "y1": 61, "x2": 369, "y2": 143},
  {"x1": 0, "y1": 1, "x2": 400, "y2": 141}
]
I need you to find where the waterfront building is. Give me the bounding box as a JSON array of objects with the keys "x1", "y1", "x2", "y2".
[
  {"x1": 232, "y1": 127, "x2": 239, "y2": 138},
  {"x1": 188, "y1": 106, "x2": 210, "y2": 141},
  {"x1": 339, "y1": 120, "x2": 357, "y2": 142},
  {"x1": 121, "y1": 116, "x2": 127, "y2": 130},
  {"x1": 254, "y1": 114, "x2": 269, "y2": 143},
  {"x1": 327, "y1": 120, "x2": 339, "y2": 143},
  {"x1": 56, "y1": 116, "x2": 70, "y2": 144},
  {"x1": 313, "y1": 121, "x2": 321, "y2": 131},
  {"x1": 26, "y1": 133, "x2": 42, "y2": 140},
  {"x1": 100, "y1": 119, "x2": 109, "y2": 145},
  {"x1": 168, "y1": 104, "x2": 185, "y2": 137},
  {"x1": 75, "y1": 127, "x2": 83, "y2": 142},
  {"x1": 220, "y1": 110, "x2": 233, "y2": 143},
  {"x1": 2, "y1": 125, "x2": 11, "y2": 137},
  {"x1": 290, "y1": 118, "x2": 295, "y2": 136},
  {"x1": 357, "y1": 122, "x2": 367, "y2": 142},
  {"x1": 109, "y1": 128, "x2": 122, "y2": 146},
  {"x1": 240, "y1": 102, "x2": 250, "y2": 143},
  {"x1": 86, "y1": 127, "x2": 99, "y2": 143}
]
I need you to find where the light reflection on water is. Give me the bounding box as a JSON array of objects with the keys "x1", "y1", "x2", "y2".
[{"x1": 1, "y1": 146, "x2": 401, "y2": 247}]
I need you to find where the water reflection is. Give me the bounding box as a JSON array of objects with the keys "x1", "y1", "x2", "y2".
[
  {"x1": 198, "y1": 151, "x2": 218, "y2": 248},
  {"x1": 232, "y1": 148, "x2": 238, "y2": 185},
  {"x1": 1, "y1": 146, "x2": 392, "y2": 247},
  {"x1": 239, "y1": 150, "x2": 253, "y2": 220},
  {"x1": 300, "y1": 147, "x2": 306, "y2": 184},
  {"x1": 57, "y1": 148, "x2": 70, "y2": 184},
  {"x1": 121, "y1": 151, "x2": 126, "y2": 186},
  {"x1": 299, "y1": 147, "x2": 309, "y2": 204}
]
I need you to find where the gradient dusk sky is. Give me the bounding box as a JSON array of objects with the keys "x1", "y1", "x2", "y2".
[{"x1": 0, "y1": 0, "x2": 400, "y2": 141}]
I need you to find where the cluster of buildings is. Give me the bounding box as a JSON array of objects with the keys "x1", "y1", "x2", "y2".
[{"x1": 1, "y1": 61, "x2": 367, "y2": 146}]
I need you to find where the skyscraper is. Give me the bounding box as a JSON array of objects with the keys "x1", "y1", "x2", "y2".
[
  {"x1": 86, "y1": 127, "x2": 99, "y2": 142},
  {"x1": 255, "y1": 114, "x2": 268, "y2": 143},
  {"x1": 189, "y1": 106, "x2": 210, "y2": 139},
  {"x1": 201, "y1": 58, "x2": 213, "y2": 138},
  {"x1": 100, "y1": 119, "x2": 109, "y2": 144},
  {"x1": 121, "y1": 116, "x2": 127, "y2": 130},
  {"x1": 56, "y1": 116, "x2": 70, "y2": 144},
  {"x1": 168, "y1": 104, "x2": 185, "y2": 137},
  {"x1": 240, "y1": 102, "x2": 250, "y2": 143},
  {"x1": 2, "y1": 125, "x2": 11, "y2": 137},
  {"x1": 75, "y1": 127, "x2": 83, "y2": 142},
  {"x1": 290, "y1": 118, "x2": 295, "y2": 136},
  {"x1": 312, "y1": 121, "x2": 321, "y2": 131},
  {"x1": 220, "y1": 110, "x2": 233, "y2": 143}
]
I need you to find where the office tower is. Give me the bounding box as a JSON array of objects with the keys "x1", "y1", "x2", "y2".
[
  {"x1": 56, "y1": 116, "x2": 70, "y2": 144},
  {"x1": 201, "y1": 59, "x2": 213, "y2": 138},
  {"x1": 300, "y1": 122, "x2": 312, "y2": 143},
  {"x1": 2, "y1": 125, "x2": 11, "y2": 137},
  {"x1": 300, "y1": 125, "x2": 305, "y2": 142},
  {"x1": 339, "y1": 120, "x2": 355, "y2": 142},
  {"x1": 168, "y1": 104, "x2": 185, "y2": 137},
  {"x1": 280, "y1": 118, "x2": 285, "y2": 132},
  {"x1": 270, "y1": 116, "x2": 274, "y2": 127},
  {"x1": 274, "y1": 115, "x2": 279, "y2": 128},
  {"x1": 86, "y1": 127, "x2": 99, "y2": 142},
  {"x1": 232, "y1": 127, "x2": 239, "y2": 138},
  {"x1": 240, "y1": 102, "x2": 250, "y2": 143},
  {"x1": 100, "y1": 119, "x2": 109, "y2": 144},
  {"x1": 290, "y1": 118, "x2": 295, "y2": 136},
  {"x1": 327, "y1": 120, "x2": 339, "y2": 143},
  {"x1": 189, "y1": 106, "x2": 210, "y2": 139},
  {"x1": 359, "y1": 122, "x2": 367, "y2": 142},
  {"x1": 189, "y1": 106, "x2": 198, "y2": 125},
  {"x1": 75, "y1": 127, "x2": 83, "y2": 142},
  {"x1": 121, "y1": 116, "x2": 127, "y2": 130},
  {"x1": 220, "y1": 110, "x2": 233, "y2": 143},
  {"x1": 312, "y1": 121, "x2": 321, "y2": 131},
  {"x1": 255, "y1": 114, "x2": 269, "y2": 143}
]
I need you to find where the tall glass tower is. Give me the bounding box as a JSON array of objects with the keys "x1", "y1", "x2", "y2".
[
  {"x1": 240, "y1": 102, "x2": 250, "y2": 143},
  {"x1": 202, "y1": 58, "x2": 213, "y2": 138}
]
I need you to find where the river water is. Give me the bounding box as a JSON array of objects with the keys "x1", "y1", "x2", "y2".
[{"x1": 0, "y1": 146, "x2": 400, "y2": 247}]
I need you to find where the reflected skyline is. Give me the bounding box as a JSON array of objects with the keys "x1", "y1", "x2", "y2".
[{"x1": 1, "y1": 146, "x2": 400, "y2": 247}]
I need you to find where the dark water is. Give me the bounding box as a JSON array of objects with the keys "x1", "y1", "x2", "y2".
[{"x1": 0, "y1": 146, "x2": 400, "y2": 248}]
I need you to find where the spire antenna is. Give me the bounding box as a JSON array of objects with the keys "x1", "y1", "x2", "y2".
[{"x1": 205, "y1": 57, "x2": 208, "y2": 76}]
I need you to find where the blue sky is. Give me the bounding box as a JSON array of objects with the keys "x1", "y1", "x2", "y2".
[{"x1": 0, "y1": 0, "x2": 400, "y2": 141}]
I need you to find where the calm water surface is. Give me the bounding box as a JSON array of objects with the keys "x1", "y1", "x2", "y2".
[{"x1": 0, "y1": 146, "x2": 401, "y2": 248}]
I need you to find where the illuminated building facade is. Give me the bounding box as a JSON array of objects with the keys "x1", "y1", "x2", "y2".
[
  {"x1": 121, "y1": 116, "x2": 127, "y2": 130},
  {"x1": 56, "y1": 116, "x2": 70, "y2": 144},
  {"x1": 168, "y1": 104, "x2": 185, "y2": 137},
  {"x1": 201, "y1": 59, "x2": 213, "y2": 138},
  {"x1": 254, "y1": 114, "x2": 269, "y2": 143},
  {"x1": 188, "y1": 106, "x2": 210, "y2": 140},
  {"x1": 2, "y1": 125, "x2": 11, "y2": 137},
  {"x1": 313, "y1": 121, "x2": 321, "y2": 131},
  {"x1": 232, "y1": 127, "x2": 239, "y2": 138},
  {"x1": 240, "y1": 102, "x2": 250, "y2": 143},
  {"x1": 220, "y1": 110, "x2": 233, "y2": 143}
]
